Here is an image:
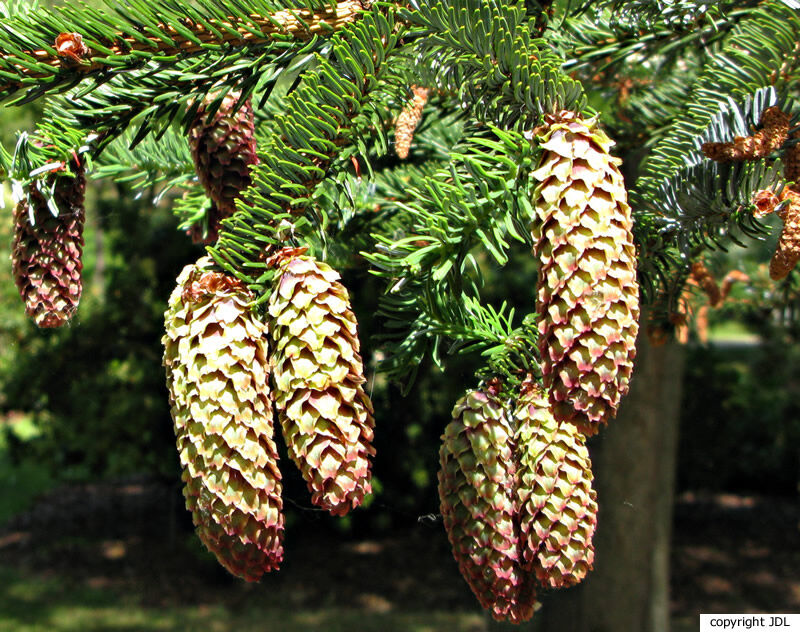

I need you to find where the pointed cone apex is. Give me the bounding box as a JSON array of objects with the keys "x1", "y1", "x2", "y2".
[
  {"x1": 514, "y1": 387, "x2": 597, "y2": 589},
  {"x1": 188, "y1": 92, "x2": 259, "y2": 240},
  {"x1": 438, "y1": 389, "x2": 537, "y2": 623},
  {"x1": 531, "y1": 111, "x2": 640, "y2": 435},
  {"x1": 162, "y1": 258, "x2": 284, "y2": 580},
  {"x1": 12, "y1": 164, "x2": 86, "y2": 328},
  {"x1": 268, "y1": 255, "x2": 375, "y2": 516}
]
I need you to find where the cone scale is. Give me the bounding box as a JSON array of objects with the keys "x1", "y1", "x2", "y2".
[
  {"x1": 12, "y1": 164, "x2": 86, "y2": 328},
  {"x1": 162, "y1": 258, "x2": 284, "y2": 580},
  {"x1": 531, "y1": 111, "x2": 640, "y2": 435},
  {"x1": 268, "y1": 254, "x2": 375, "y2": 516}
]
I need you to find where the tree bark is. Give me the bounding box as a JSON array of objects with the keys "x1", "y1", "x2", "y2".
[{"x1": 490, "y1": 333, "x2": 685, "y2": 632}]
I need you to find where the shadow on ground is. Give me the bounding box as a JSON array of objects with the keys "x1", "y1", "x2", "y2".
[{"x1": 0, "y1": 479, "x2": 797, "y2": 630}]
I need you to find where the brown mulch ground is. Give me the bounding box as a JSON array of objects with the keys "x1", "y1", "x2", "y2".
[
  {"x1": 0, "y1": 479, "x2": 798, "y2": 619},
  {"x1": 671, "y1": 491, "x2": 800, "y2": 616}
]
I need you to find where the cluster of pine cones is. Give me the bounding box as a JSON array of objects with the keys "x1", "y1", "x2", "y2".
[
  {"x1": 10, "y1": 94, "x2": 376, "y2": 582},
  {"x1": 438, "y1": 111, "x2": 640, "y2": 622},
  {"x1": 9, "y1": 89, "x2": 797, "y2": 624},
  {"x1": 163, "y1": 252, "x2": 375, "y2": 579}
]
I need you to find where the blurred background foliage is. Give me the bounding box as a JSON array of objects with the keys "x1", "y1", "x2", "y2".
[{"x1": 0, "y1": 0, "x2": 797, "y2": 539}]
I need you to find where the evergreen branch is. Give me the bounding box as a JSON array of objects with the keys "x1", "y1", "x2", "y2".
[
  {"x1": 13, "y1": 40, "x2": 318, "y2": 175},
  {"x1": 574, "y1": 0, "x2": 749, "y2": 36},
  {"x1": 364, "y1": 127, "x2": 539, "y2": 385},
  {"x1": 305, "y1": 105, "x2": 468, "y2": 263},
  {"x1": 633, "y1": 86, "x2": 796, "y2": 301},
  {"x1": 93, "y1": 126, "x2": 195, "y2": 197},
  {"x1": 372, "y1": 280, "x2": 539, "y2": 391},
  {"x1": 208, "y1": 3, "x2": 402, "y2": 290},
  {"x1": 636, "y1": 0, "x2": 800, "y2": 189},
  {"x1": 400, "y1": 0, "x2": 586, "y2": 128},
  {"x1": 558, "y1": 13, "x2": 719, "y2": 76},
  {"x1": 0, "y1": 0, "x2": 370, "y2": 101},
  {"x1": 173, "y1": 187, "x2": 216, "y2": 239},
  {"x1": 649, "y1": 159, "x2": 784, "y2": 254}
]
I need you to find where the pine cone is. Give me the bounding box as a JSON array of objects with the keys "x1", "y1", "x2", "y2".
[
  {"x1": 784, "y1": 130, "x2": 800, "y2": 188},
  {"x1": 770, "y1": 189, "x2": 800, "y2": 280},
  {"x1": 438, "y1": 389, "x2": 537, "y2": 623},
  {"x1": 162, "y1": 258, "x2": 283, "y2": 580},
  {"x1": 188, "y1": 92, "x2": 259, "y2": 241},
  {"x1": 268, "y1": 255, "x2": 375, "y2": 516},
  {"x1": 702, "y1": 106, "x2": 790, "y2": 163},
  {"x1": 531, "y1": 111, "x2": 640, "y2": 435},
  {"x1": 689, "y1": 261, "x2": 721, "y2": 308},
  {"x1": 514, "y1": 387, "x2": 597, "y2": 589},
  {"x1": 395, "y1": 86, "x2": 429, "y2": 159},
  {"x1": 12, "y1": 164, "x2": 86, "y2": 328}
]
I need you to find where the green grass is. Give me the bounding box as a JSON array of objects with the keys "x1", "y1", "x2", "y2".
[
  {"x1": 707, "y1": 319, "x2": 760, "y2": 343},
  {"x1": 0, "y1": 566, "x2": 484, "y2": 632}
]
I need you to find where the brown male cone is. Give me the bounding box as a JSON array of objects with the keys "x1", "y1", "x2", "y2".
[
  {"x1": 395, "y1": 86, "x2": 429, "y2": 159},
  {"x1": 770, "y1": 189, "x2": 800, "y2": 280},
  {"x1": 514, "y1": 385, "x2": 598, "y2": 589},
  {"x1": 701, "y1": 106, "x2": 790, "y2": 163},
  {"x1": 12, "y1": 163, "x2": 86, "y2": 327},
  {"x1": 162, "y1": 258, "x2": 284, "y2": 580},
  {"x1": 531, "y1": 111, "x2": 640, "y2": 435},
  {"x1": 267, "y1": 255, "x2": 375, "y2": 516},
  {"x1": 188, "y1": 92, "x2": 259, "y2": 243},
  {"x1": 438, "y1": 388, "x2": 537, "y2": 624}
]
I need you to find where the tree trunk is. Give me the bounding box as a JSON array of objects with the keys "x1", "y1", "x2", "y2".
[{"x1": 490, "y1": 333, "x2": 685, "y2": 632}]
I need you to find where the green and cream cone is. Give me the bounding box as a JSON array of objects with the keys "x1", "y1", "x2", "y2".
[
  {"x1": 438, "y1": 388, "x2": 537, "y2": 624},
  {"x1": 268, "y1": 253, "x2": 375, "y2": 516},
  {"x1": 531, "y1": 111, "x2": 640, "y2": 435},
  {"x1": 162, "y1": 258, "x2": 283, "y2": 580},
  {"x1": 514, "y1": 385, "x2": 597, "y2": 589}
]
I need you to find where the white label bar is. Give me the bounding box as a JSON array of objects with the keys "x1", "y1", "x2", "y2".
[{"x1": 700, "y1": 615, "x2": 800, "y2": 631}]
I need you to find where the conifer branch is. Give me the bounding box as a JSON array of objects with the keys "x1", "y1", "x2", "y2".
[
  {"x1": 636, "y1": 1, "x2": 800, "y2": 190},
  {"x1": 207, "y1": 5, "x2": 402, "y2": 289},
  {"x1": 401, "y1": 0, "x2": 586, "y2": 127},
  {"x1": 365, "y1": 126, "x2": 538, "y2": 386},
  {"x1": 0, "y1": 0, "x2": 371, "y2": 101}
]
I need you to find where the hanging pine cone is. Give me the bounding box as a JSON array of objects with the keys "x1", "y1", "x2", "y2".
[
  {"x1": 770, "y1": 189, "x2": 800, "y2": 280},
  {"x1": 12, "y1": 163, "x2": 86, "y2": 328},
  {"x1": 514, "y1": 385, "x2": 597, "y2": 589},
  {"x1": 438, "y1": 388, "x2": 537, "y2": 624},
  {"x1": 267, "y1": 252, "x2": 375, "y2": 516},
  {"x1": 188, "y1": 92, "x2": 259, "y2": 242},
  {"x1": 689, "y1": 261, "x2": 721, "y2": 308},
  {"x1": 531, "y1": 111, "x2": 640, "y2": 435},
  {"x1": 162, "y1": 258, "x2": 284, "y2": 580},
  {"x1": 395, "y1": 86, "x2": 429, "y2": 159}
]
